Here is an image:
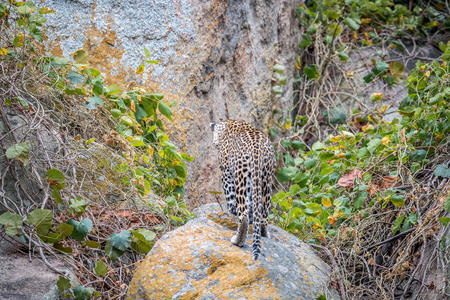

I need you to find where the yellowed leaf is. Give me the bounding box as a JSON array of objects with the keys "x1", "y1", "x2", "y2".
[
  {"x1": 381, "y1": 136, "x2": 390, "y2": 145},
  {"x1": 322, "y1": 198, "x2": 332, "y2": 208},
  {"x1": 136, "y1": 63, "x2": 145, "y2": 74}
]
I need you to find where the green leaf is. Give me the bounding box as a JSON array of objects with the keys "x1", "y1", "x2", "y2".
[
  {"x1": 66, "y1": 72, "x2": 85, "y2": 84},
  {"x1": 29, "y1": 14, "x2": 46, "y2": 25},
  {"x1": 444, "y1": 195, "x2": 450, "y2": 213},
  {"x1": 0, "y1": 212, "x2": 23, "y2": 235},
  {"x1": 84, "y1": 240, "x2": 101, "y2": 248},
  {"x1": 180, "y1": 152, "x2": 194, "y2": 162},
  {"x1": 344, "y1": 17, "x2": 360, "y2": 30},
  {"x1": 16, "y1": 1, "x2": 36, "y2": 15},
  {"x1": 357, "y1": 147, "x2": 369, "y2": 159},
  {"x1": 54, "y1": 243, "x2": 73, "y2": 254},
  {"x1": 64, "y1": 87, "x2": 86, "y2": 95},
  {"x1": 85, "y1": 95, "x2": 103, "y2": 109},
  {"x1": 65, "y1": 87, "x2": 86, "y2": 95},
  {"x1": 338, "y1": 51, "x2": 349, "y2": 62},
  {"x1": 389, "y1": 61, "x2": 404, "y2": 83},
  {"x1": 354, "y1": 192, "x2": 367, "y2": 210},
  {"x1": 105, "y1": 241, "x2": 124, "y2": 260},
  {"x1": 107, "y1": 84, "x2": 122, "y2": 95},
  {"x1": 158, "y1": 101, "x2": 172, "y2": 121},
  {"x1": 304, "y1": 64, "x2": 319, "y2": 79},
  {"x1": 6, "y1": 142, "x2": 29, "y2": 165},
  {"x1": 174, "y1": 165, "x2": 187, "y2": 179},
  {"x1": 323, "y1": 107, "x2": 346, "y2": 124},
  {"x1": 170, "y1": 215, "x2": 183, "y2": 222},
  {"x1": 401, "y1": 213, "x2": 417, "y2": 232},
  {"x1": 392, "y1": 215, "x2": 405, "y2": 235},
  {"x1": 367, "y1": 138, "x2": 381, "y2": 154},
  {"x1": 51, "y1": 57, "x2": 69, "y2": 66},
  {"x1": 83, "y1": 67, "x2": 100, "y2": 78},
  {"x1": 363, "y1": 73, "x2": 375, "y2": 83},
  {"x1": 127, "y1": 136, "x2": 146, "y2": 147},
  {"x1": 108, "y1": 230, "x2": 131, "y2": 251},
  {"x1": 46, "y1": 168, "x2": 65, "y2": 189},
  {"x1": 94, "y1": 260, "x2": 107, "y2": 277},
  {"x1": 45, "y1": 223, "x2": 74, "y2": 243},
  {"x1": 110, "y1": 109, "x2": 121, "y2": 118},
  {"x1": 69, "y1": 198, "x2": 86, "y2": 216},
  {"x1": 166, "y1": 195, "x2": 176, "y2": 206},
  {"x1": 56, "y1": 276, "x2": 71, "y2": 292},
  {"x1": 73, "y1": 286, "x2": 96, "y2": 300},
  {"x1": 299, "y1": 34, "x2": 312, "y2": 48},
  {"x1": 144, "y1": 47, "x2": 151, "y2": 59},
  {"x1": 440, "y1": 217, "x2": 450, "y2": 226},
  {"x1": 120, "y1": 116, "x2": 134, "y2": 126},
  {"x1": 277, "y1": 167, "x2": 298, "y2": 183},
  {"x1": 433, "y1": 164, "x2": 450, "y2": 178},
  {"x1": 92, "y1": 77, "x2": 104, "y2": 96},
  {"x1": 374, "y1": 61, "x2": 389, "y2": 74},
  {"x1": 73, "y1": 50, "x2": 88, "y2": 64},
  {"x1": 304, "y1": 158, "x2": 317, "y2": 169},
  {"x1": 131, "y1": 229, "x2": 156, "y2": 254},
  {"x1": 312, "y1": 141, "x2": 326, "y2": 151},
  {"x1": 38, "y1": 7, "x2": 56, "y2": 14},
  {"x1": 54, "y1": 223, "x2": 74, "y2": 241},
  {"x1": 27, "y1": 209, "x2": 53, "y2": 236},
  {"x1": 410, "y1": 149, "x2": 427, "y2": 161},
  {"x1": 68, "y1": 218, "x2": 93, "y2": 242},
  {"x1": 391, "y1": 194, "x2": 405, "y2": 207},
  {"x1": 293, "y1": 142, "x2": 307, "y2": 152}
]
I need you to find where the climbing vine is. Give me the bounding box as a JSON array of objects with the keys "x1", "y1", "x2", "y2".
[{"x1": 0, "y1": 1, "x2": 192, "y2": 298}]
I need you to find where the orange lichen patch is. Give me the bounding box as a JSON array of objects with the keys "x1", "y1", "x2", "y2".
[
  {"x1": 82, "y1": 26, "x2": 128, "y2": 86},
  {"x1": 127, "y1": 219, "x2": 281, "y2": 299},
  {"x1": 48, "y1": 38, "x2": 63, "y2": 57}
]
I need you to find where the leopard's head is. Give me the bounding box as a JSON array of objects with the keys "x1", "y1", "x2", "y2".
[{"x1": 210, "y1": 121, "x2": 227, "y2": 147}]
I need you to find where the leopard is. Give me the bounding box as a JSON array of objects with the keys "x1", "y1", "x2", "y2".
[{"x1": 211, "y1": 120, "x2": 275, "y2": 260}]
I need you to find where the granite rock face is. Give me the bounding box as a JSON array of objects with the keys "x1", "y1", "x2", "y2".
[
  {"x1": 41, "y1": 0, "x2": 302, "y2": 205},
  {"x1": 127, "y1": 203, "x2": 338, "y2": 299},
  {"x1": 0, "y1": 239, "x2": 61, "y2": 300}
]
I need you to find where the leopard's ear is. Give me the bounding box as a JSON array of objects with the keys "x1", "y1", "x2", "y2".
[{"x1": 210, "y1": 123, "x2": 216, "y2": 131}]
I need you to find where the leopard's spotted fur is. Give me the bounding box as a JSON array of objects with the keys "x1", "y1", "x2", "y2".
[{"x1": 212, "y1": 120, "x2": 275, "y2": 260}]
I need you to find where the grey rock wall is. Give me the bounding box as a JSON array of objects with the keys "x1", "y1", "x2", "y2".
[{"x1": 41, "y1": 0, "x2": 301, "y2": 205}]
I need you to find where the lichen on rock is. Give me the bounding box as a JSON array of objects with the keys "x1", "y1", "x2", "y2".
[{"x1": 127, "y1": 203, "x2": 337, "y2": 299}]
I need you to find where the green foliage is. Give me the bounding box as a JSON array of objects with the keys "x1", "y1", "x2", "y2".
[
  {"x1": 0, "y1": 3, "x2": 193, "y2": 299},
  {"x1": 27, "y1": 209, "x2": 53, "y2": 236},
  {"x1": 73, "y1": 286, "x2": 99, "y2": 300},
  {"x1": 94, "y1": 260, "x2": 107, "y2": 277},
  {"x1": 0, "y1": 212, "x2": 23, "y2": 235},
  {"x1": 5, "y1": 142, "x2": 30, "y2": 165},
  {"x1": 131, "y1": 229, "x2": 156, "y2": 254},
  {"x1": 295, "y1": 0, "x2": 446, "y2": 86},
  {"x1": 68, "y1": 218, "x2": 93, "y2": 242},
  {"x1": 273, "y1": 48, "x2": 449, "y2": 240}
]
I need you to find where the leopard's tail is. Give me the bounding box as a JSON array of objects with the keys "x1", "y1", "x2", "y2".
[{"x1": 251, "y1": 160, "x2": 263, "y2": 260}]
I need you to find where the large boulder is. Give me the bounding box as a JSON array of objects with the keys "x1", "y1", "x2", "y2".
[
  {"x1": 127, "y1": 203, "x2": 338, "y2": 299},
  {"x1": 40, "y1": 0, "x2": 302, "y2": 205}
]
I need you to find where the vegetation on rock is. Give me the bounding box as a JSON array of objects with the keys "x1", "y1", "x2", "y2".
[
  {"x1": 0, "y1": 1, "x2": 192, "y2": 298},
  {"x1": 270, "y1": 0, "x2": 449, "y2": 298}
]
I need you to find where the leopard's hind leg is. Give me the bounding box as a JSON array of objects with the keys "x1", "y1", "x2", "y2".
[{"x1": 230, "y1": 158, "x2": 249, "y2": 247}]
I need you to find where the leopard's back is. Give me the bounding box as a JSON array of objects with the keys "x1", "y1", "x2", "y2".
[{"x1": 212, "y1": 120, "x2": 275, "y2": 260}]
